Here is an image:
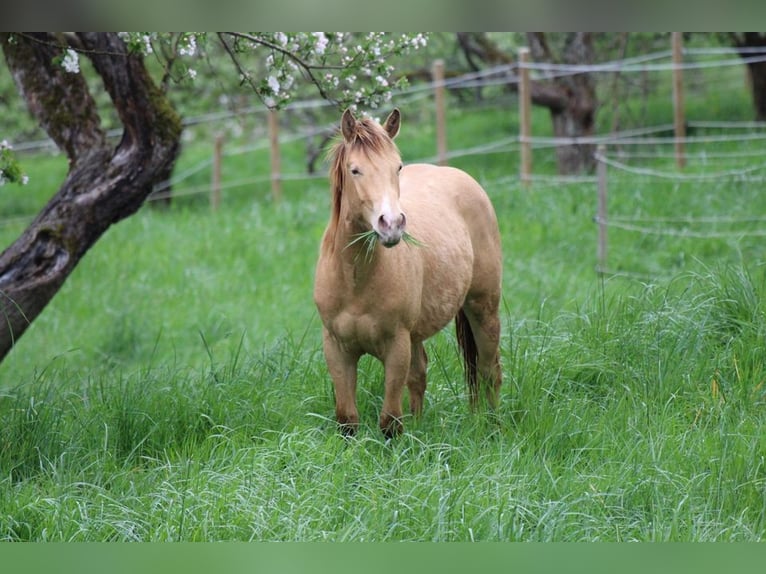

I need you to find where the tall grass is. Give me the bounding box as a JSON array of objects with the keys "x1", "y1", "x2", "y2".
[
  {"x1": 2, "y1": 264, "x2": 765, "y2": 540},
  {"x1": 2, "y1": 75, "x2": 766, "y2": 540}
]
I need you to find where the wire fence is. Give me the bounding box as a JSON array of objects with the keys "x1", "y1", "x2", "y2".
[
  {"x1": 593, "y1": 133, "x2": 766, "y2": 278},
  {"x1": 4, "y1": 37, "x2": 766, "y2": 280}
]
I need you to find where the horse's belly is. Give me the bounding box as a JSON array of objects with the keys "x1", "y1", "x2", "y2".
[
  {"x1": 412, "y1": 241, "x2": 473, "y2": 340},
  {"x1": 413, "y1": 283, "x2": 468, "y2": 339}
]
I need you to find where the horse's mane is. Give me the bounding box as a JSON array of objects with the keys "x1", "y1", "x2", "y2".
[{"x1": 325, "y1": 117, "x2": 399, "y2": 240}]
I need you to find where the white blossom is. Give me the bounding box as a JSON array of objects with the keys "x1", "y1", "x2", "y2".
[
  {"x1": 312, "y1": 32, "x2": 328, "y2": 55},
  {"x1": 267, "y1": 75, "x2": 280, "y2": 94},
  {"x1": 179, "y1": 34, "x2": 197, "y2": 57},
  {"x1": 409, "y1": 33, "x2": 428, "y2": 48},
  {"x1": 142, "y1": 35, "x2": 153, "y2": 54},
  {"x1": 61, "y1": 48, "x2": 80, "y2": 74}
]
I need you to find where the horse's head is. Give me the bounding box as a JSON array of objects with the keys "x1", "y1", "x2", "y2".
[{"x1": 338, "y1": 108, "x2": 406, "y2": 248}]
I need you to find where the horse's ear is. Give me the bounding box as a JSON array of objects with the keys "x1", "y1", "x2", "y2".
[
  {"x1": 383, "y1": 108, "x2": 401, "y2": 139},
  {"x1": 341, "y1": 108, "x2": 356, "y2": 141}
]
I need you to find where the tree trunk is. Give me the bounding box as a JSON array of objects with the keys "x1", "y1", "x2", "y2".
[
  {"x1": 746, "y1": 60, "x2": 766, "y2": 121},
  {"x1": 0, "y1": 33, "x2": 181, "y2": 362},
  {"x1": 730, "y1": 33, "x2": 766, "y2": 121},
  {"x1": 527, "y1": 32, "x2": 597, "y2": 174},
  {"x1": 548, "y1": 105, "x2": 596, "y2": 174}
]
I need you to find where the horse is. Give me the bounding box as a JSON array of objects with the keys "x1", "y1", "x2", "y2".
[{"x1": 313, "y1": 108, "x2": 503, "y2": 437}]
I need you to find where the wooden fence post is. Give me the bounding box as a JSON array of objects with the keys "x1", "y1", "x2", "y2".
[
  {"x1": 211, "y1": 133, "x2": 223, "y2": 211},
  {"x1": 672, "y1": 32, "x2": 686, "y2": 169},
  {"x1": 596, "y1": 144, "x2": 608, "y2": 274},
  {"x1": 518, "y1": 47, "x2": 532, "y2": 186},
  {"x1": 268, "y1": 108, "x2": 282, "y2": 202},
  {"x1": 432, "y1": 59, "x2": 448, "y2": 166}
]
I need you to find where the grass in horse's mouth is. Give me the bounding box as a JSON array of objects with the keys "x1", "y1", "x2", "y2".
[
  {"x1": 401, "y1": 231, "x2": 425, "y2": 247},
  {"x1": 346, "y1": 230, "x2": 379, "y2": 261},
  {"x1": 346, "y1": 230, "x2": 424, "y2": 262}
]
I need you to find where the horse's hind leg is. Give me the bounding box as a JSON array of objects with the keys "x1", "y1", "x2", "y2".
[
  {"x1": 407, "y1": 340, "x2": 428, "y2": 417},
  {"x1": 461, "y1": 295, "x2": 502, "y2": 408}
]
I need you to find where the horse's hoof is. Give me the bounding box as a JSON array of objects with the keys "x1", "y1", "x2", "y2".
[
  {"x1": 337, "y1": 422, "x2": 358, "y2": 437},
  {"x1": 337, "y1": 414, "x2": 359, "y2": 437},
  {"x1": 380, "y1": 415, "x2": 403, "y2": 439}
]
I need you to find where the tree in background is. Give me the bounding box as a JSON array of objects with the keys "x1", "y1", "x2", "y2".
[
  {"x1": 0, "y1": 32, "x2": 425, "y2": 363},
  {"x1": 727, "y1": 32, "x2": 766, "y2": 121},
  {"x1": 457, "y1": 32, "x2": 597, "y2": 174}
]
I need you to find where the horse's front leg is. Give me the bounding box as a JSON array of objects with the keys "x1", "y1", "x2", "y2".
[
  {"x1": 379, "y1": 331, "x2": 411, "y2": 438},
  {"x1": 323, "y1": 329, "x2": 361, "y2": 436}
]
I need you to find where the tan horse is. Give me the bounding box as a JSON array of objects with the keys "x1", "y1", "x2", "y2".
[{"x1": 314, "y1": 108, "x2": 502, "y2": 437}]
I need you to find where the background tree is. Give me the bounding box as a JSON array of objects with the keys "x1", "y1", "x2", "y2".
[
  {"x1": 457, "y1": 32, "x2": 597, "y2": 174},
  {"x1": 726, "y1": 33, "x2": 766, "y2": 121},
  {"x1": 0, "y1": 32, "x2": 425, "y2": 363}
]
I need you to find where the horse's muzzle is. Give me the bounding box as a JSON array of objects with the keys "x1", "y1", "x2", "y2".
[{"x1": 377, "y1": 212, "x2": 406, "y2": 247}]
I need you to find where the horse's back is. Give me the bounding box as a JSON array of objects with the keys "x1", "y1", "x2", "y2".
[
  {"x1": 401, "y1": 163, "x2": 501, "y2": 272},
  {"x1": 401, "y1": 164, "x2": 499, "y2": 236}
]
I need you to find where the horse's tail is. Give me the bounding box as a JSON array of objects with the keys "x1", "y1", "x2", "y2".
[{"x1": 456, "y1": 308, "x2": 478, "y2": 398}]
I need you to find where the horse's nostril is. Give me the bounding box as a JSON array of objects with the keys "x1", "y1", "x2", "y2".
[{"x1": 378, "y1": 213, "x2": 405, "y2": 233}]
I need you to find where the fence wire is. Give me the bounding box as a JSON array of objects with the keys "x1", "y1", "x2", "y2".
[{"x1": 4, "y1": 42, "x2": 766, "y2": 258}]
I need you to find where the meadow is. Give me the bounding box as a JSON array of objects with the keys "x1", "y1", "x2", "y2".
[{"x1": 1, "y1": 70, "x2": 766, "y2": 540}]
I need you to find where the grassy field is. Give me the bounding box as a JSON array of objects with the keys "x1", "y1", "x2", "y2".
[{"x1": 2, "y1": 70, "x2": 766, "y2": 540}]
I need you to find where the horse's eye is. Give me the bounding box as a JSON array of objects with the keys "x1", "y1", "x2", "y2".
[
  {"x1": 398, "y1": 164, "x2": 403, "y2": 173},
  {"x1": 350, "y1": 167, "x2": 361, "y2": 176}
]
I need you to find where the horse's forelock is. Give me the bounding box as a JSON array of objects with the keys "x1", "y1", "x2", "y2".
[{"x1": 343, "y1": 118, "x2": 395, "y2": 157}]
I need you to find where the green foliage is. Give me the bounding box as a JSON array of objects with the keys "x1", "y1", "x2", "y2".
[{"x1": 0, "y1": 141, "x2": 27, "y2": 186}]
